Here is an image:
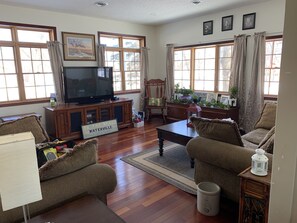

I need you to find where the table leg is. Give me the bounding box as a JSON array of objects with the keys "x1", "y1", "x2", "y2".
[{"x1": 158, "y1": 138, "x2": 164, "y2": 156}]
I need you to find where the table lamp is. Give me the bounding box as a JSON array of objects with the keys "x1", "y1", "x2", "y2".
[{"x1": 0, "y1": 132, "x2": 42, "y2": 223}]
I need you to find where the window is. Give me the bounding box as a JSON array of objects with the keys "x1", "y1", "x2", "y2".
[
  {"x1": 0, "y1": 23, "x2": 56, "y2": 105},
  {"x1": 99, "y1": 32, "x2": 145, "y2": 92},
  {"x1": 174, "y1": 42, "x2": 233, "y2": 93},
  {"x1": 265, "y1": 38, "x2": 282, "y2": 96}
]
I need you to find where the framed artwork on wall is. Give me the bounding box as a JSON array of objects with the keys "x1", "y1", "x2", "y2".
[
  {"x1": 242, "y1": 13, "x2": 256, "y2": 30},
  {"x1": 222, "y1": 15, "x2": 233, "y2": 31},
  {"x1": 62, "y1": 32, "x2": 96, "y2": 61},
  {"x1": 203, "y1": 20, "x2": 213, "y2": 35}
]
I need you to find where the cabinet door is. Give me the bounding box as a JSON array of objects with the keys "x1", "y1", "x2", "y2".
[
  {"x1": 56, "y1": 111, "x2": 69, "y2": 138},
  {"x1": 85, "y1": 107, "x2": 98, "y2": 124},
  {"x1": 99, "y1": 106, "x2": 112, "y2": 122},
  {"x1": 113, "y1": 103, "x2": 125, "y2": 124},
  {"x1": 68, "y1": 109, "x2": 83, "y2": 138},
  {"x1": 124, "y1": 101, "x2": 132, "y2": 124}
]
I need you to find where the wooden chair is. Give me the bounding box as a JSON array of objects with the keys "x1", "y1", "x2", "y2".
[{"x1": 144, "y1": 78, "x2": 166, "y2": 123}]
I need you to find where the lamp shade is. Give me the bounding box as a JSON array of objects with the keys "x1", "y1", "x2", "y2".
[{"x1": 0, "y1": 132, "x2": 42, "y2": 211}]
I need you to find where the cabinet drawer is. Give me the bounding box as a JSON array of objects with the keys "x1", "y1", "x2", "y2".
[{"x1": 243, "y1": 179, "x2": 269, "y2": 199}]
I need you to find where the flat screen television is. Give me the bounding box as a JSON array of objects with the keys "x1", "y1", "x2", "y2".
[{"x1": 63, "y1": 66, "x2": 114, "y2": 104}]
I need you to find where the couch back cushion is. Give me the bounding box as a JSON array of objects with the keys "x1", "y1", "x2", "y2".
[
  {"x1": 190, "y1": 117, "x2": 244, "y2": 146},
  {"x1": 0, "y1": 115, "x2": 49, "y2": 144},
  {"x1": 258, "y1": 126, "x2": 275, "y2": 154},
  {"x1": 39, "y1": 139, "x2": 98, "y2": 181},
  {"x1": 254, "y1": 102, "x2": 277, "y2": 130}
]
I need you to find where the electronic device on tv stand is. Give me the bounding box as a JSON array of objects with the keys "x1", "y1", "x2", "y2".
[{"x1": 63, "y1": 66, "x2": 114, "y2": 105}]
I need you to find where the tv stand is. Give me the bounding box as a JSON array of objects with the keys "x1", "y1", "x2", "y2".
[{"x1": 45, "y1": 98, "x2": 132, "y2": 140}]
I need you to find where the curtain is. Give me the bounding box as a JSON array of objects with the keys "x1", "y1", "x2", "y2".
[
  {"x1": 97, "y1": 44, "x2": 106, "y2": 67},
  {"x1": 140, "y1": 47, "x2": 149, "y2": 111},
  {"x1": 229, "y1": 35, "x2": 247, "y2": 129},
  {"x1": 47, "y1": 41, "x2": 64, "y2": 104},
  {"x1": 244, "y1": 32, "x2": 266, "y2": 132},
  {"x1": 165, "y1": 44, "x2": 174, "y2": 101}
]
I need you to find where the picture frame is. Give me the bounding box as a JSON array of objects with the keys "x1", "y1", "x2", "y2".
[
  {"x1": 206, "y1": 93, "x2": 218, "y2": 103},
  {"x1": 242, "y1": 13, "x2": 256, "y2": 30},
  {"x1": 62, "y1": 32, "x2": 96, "y2": 61},
  {"x1": 203, "y1": 20, "x2": 213, "y2": 35},
  {"x1": 222, "y1": 15, "x2": 233, "y2": 31},
  {"x1": 220, "y1": 95, "x2": 230, "y2": 105}
]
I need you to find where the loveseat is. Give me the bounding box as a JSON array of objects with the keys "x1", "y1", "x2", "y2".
[
  {"x1": 0, "y1": 115, "x2": 117, "y2": 223},
  {"x1": 186, "y1": 102, "x2": 277, "y2": 202}
]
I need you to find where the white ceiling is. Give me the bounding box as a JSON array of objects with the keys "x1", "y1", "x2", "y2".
[{"x1": 0, "y1": 0, "x2": 270, "y2": 25}]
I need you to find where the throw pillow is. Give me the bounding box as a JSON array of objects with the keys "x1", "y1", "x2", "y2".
[
  {"x1": 39, "y1": 139, "x2": 98, "y2": 181},
  {"x1": 190, "y1": 117, "x2": 244, "y2": 146},
  {"x1": 258, "y1": 126, "x2": 275, "y2": 153},
  {"x1": 0, "y1": 115, "x2": 50, "y2": 144},
  {"x1": 254, "y1": 102, "x2": 277, "y2": 130}
]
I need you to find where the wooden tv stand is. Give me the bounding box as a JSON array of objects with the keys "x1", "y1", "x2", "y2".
[{"x1": 44, "y1": 98, "x2": 132, "y2": 140}]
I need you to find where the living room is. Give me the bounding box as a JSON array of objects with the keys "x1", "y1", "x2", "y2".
[{"x1": 0, "y1": 0, "x2": 296, "y2": 222}]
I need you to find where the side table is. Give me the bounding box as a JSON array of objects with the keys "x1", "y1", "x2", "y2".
[{"x1": 238, "y1": 167, "x2": 271, "y2": 223}]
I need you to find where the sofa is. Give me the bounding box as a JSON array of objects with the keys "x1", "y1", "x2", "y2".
[
  {"x1": 0, "y1": 115, "x2": 117, "y2": 223},
  {"x1": 186, "y1": 102, "x2": 277, "y2": 202}
]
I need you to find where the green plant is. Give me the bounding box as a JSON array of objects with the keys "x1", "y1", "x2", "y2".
[
  {"x1": 229, "y1": 86, "x2": 238, "y2": 99},
  {"x1": 179, "y1": 88, "x2": 193, "y2": 96}
]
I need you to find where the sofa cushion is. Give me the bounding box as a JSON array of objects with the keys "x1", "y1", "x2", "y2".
[
  {"x1": 242, "y1": 139, "x2": 259, "y2": 150},
  {"x1": 0, "y1": 115, "x2": 49, "y2": 144},
  {"x1": 39, "y1": 139, "x2": 98, "y2": 181},
  {"x1": 254, "y1": 102, "x2": 277, "y2": 130},
  {"x1": 241, "y1": 128, "x2": 269, "y2": 145},
  {"x1": 190, "y1": 117, "x2": 243, "y2": 146},
  {"x1": 258, "y1": 126, "x2": 275, "y2": 153}
]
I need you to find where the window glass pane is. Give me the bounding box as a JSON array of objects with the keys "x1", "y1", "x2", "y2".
[
  {"x1": 31, "y1": 48, "x2": 42, "y2": 60},
  {"x1": 0, "y1": 28, "x2": 12, "y2": 41},
  {"x1": 22, "y1": 61, "x2": 33, "y2": 73},
  {"x1": 46, "y1": 86, "x2": 55, "y2": 97},
  {"x1": 35, "y1": 74, "x2": 45, "y2": 85},
  {"x1": 6, "y1": 74, "x2": 18, "y2": 87},
  {"x1": 3, "y1": 61, "x2": 16, "y2": 73},
  {"x1": 123, "y1": 39, "x2": 140, "y2": 48},
  {"x1": 100, "y1": 36, "x2": 119, "y2": 47},
  {"x1": 7, "y1": 88, "x2": 19, "y2": 100},
  {"x1": 36, "y1": 86, "x2": 46, "y2": 97},
  {"x1": 0, "y1": 89, "x2": 8, "y2": 101},
  {"x1": 272, "y1": 55, "x2": 281, "y2": 68},
  {"x1": 273, "y1": 41, "x2": 283, "y2": 54},
  {"x1": 17, "y1": 30, "x2": 50, "y2": 43},
  {"x1": 33, "y1": 61, "x2": 43, "y2": 73},
  {"x1": 1, "y1": 47, "x2": 14, "y2": 60},
  {"x1": 44, "y1": 73, "x2": 54, "y2": 85},
  {"x1": 24, "y1": 74, "x2": 35, "y2": 86},
  {"x1": 266, "y1": 41, "x2": 273, "y2": 54},
  {"x1": 43, "y1": 61, "x2": 52, "y2": 72},
  {"x1": 25, "y1": 86, "x2": 36, "y2": 99},
  {"x1": 269, "y1": 82, "x2": 279, "y2": 95},
  {"x1": 205, "y1": 47, "x2": 216, "y2": 58},
  {"x1": 41, "y1": 49, "x2": 50, "y2": 60},
  {"x1": 20, "y1": 48, "x2": 31, "y2": 60}
]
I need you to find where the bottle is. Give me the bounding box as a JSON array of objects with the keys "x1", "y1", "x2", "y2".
[{"x1": 50, "y1": 93, "x2": 56, "y2": 107}]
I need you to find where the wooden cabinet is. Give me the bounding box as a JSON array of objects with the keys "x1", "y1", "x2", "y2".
[
  {"x1": 166, "y1": 102, "x2": 239, "y2": 123},
  {"x1": 238, "y1": 167, "x2": 271, "y2": 223},
  {"x1": 45, "y1": 98, "x2": 133, "y2": 140}
]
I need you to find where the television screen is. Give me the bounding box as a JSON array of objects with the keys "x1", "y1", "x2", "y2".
[{"x1": 63, "y1": 66, "x2": 114, "y2": 104}]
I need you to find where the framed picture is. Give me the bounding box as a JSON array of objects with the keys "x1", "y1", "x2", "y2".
[
  {"x1": 203, "y1": 20, "x2": 213, "y2": 35},
  {"x1": 220, "y1": 95, "x2": 230, "y2": 105},
  {"x1": 222, "y1": 15, "x2": 233, "y2": 31},
  {"x1": 242, "y1": 13, "x2": 256, "y2": 30},
  {"x1": 62, "y1": 32, "x2": 96, "y2": 61},
  {"x1": 206, "y1": 93, "x2": 218, "y2": 102}
]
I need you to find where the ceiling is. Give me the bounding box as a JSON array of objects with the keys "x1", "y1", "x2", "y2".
[{"x1": 0, "y1": 0, "x2": 270, "y2": 25}]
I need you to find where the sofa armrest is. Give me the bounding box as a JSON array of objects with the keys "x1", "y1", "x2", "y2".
[{"x1": 186, "y1": 136, "x2": 273, "y2": 174}]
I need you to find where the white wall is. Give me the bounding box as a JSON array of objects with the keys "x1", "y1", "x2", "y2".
[
  {"x1": 269, "y1": 0, "x2": 297, "y2": 221},
  {"x1": 155, "y1": 0, "x2": 285, "y2": 81},
  {"x1": 0, "y1": 4, "x2": 158, "y2": 125}
]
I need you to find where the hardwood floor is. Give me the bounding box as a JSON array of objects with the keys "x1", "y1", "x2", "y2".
[{"x1": 97, "y1": 119, "x2": 238, "y2": 223}]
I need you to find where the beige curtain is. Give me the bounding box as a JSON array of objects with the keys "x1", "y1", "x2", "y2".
[
  {"x1": 97, "y1": 44, "x2": 106, "y2": 67},
  {"x1": 165, "y1": 44, "x2": 174, "y2": 101},
  {"x1": 140, "y1": 47, "x2": 149, "y2": 111},
  {"x1": 244, "y1": 32, "x2": 266, "y2": 132},
  {"x1": 47, "y1": 41, "x2": 64, "y2": 104},
  {"x1": 229, "y1": 35, "x2": 247, "y2": 128}
]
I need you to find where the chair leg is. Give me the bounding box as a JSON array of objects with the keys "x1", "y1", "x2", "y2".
[{"x1": 161, "y1": 109, "x2": 166, "y2": 123}]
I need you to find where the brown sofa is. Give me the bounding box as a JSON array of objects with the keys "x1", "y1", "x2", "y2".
[
  {"x1": 0, "y1": 116, "x2": 117, "y2": 223},
  {"x1": 186, "y1": 102, "x2": 277, "y2": 202}
]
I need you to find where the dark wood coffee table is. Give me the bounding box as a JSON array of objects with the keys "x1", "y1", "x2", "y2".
[
  {"x1": 28, "y1": 195, "x2": 125, "y2": 223},
  {"x1": 156, "y1": 120, "x2": 198, "y2": 167}
]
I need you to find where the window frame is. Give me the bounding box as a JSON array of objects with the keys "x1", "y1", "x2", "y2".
[
  {"x1": 98, "y1": 31, "x2": 146, "y2": 94},
  {"x1": 0, "y1": 21, "x2": 57, "y2": 107}
]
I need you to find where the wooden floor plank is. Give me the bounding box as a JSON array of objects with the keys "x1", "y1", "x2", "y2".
[{"x1": 96, "y1": 118, "x2": 238, "y2": 223}]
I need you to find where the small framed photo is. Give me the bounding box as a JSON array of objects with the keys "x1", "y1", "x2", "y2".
[
  {"x1": 206, "y1": 93, "x2": 218, "y2": 103},
  {"x1": 203, "y1": 20, "x2": 213, "y2": 35},
  {"x1": 62, "y1": 32, "x2": 96, "y2": 61},
  {"x1": 222, "y1": 15, "x2": 233, "y2": 31},
  {"x1": 220, "y1": 95, "x2": 230, "y2": 105},
  {"x1": 242, "y1": 13, "x2": 256, "y2": 30}
]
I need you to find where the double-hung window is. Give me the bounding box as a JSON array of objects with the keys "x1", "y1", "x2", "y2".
[
  {"x1": 99, "y1": 32, "x2": 145, "y2": 93},
  {"x1": 0, "y1": 22, "x2": 56, "y2": 105}
]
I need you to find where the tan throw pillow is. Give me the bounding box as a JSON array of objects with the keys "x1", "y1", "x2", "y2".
[
  {"x1": 0, "y1": 115, "x2": 49, "y2": 144},
  {"x1": 258, "y1": 126, "x2": 275, "y2": 153},
  {"x1": 39, "y1": 139, "x2": 98, "y2": 181},
  {"x1": 190, "y1": 117, "x2": 244, "y2": 146},
  {"x1": 254, "y1": 102, "x2": 277, "y2": 130}
]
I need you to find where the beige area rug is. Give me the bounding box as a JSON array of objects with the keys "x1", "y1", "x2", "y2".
[{"x1": 121, "y1": 143, "x2": 197, "y2": 195}]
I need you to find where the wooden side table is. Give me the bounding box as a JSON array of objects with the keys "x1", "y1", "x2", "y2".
[{"x1": 238, "y1": 167, "x2": 271, "y2": 223}]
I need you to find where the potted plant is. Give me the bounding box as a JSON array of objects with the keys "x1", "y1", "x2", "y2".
[{"x1": 229, "y1": 86, "x2": 238, "y2": 107}]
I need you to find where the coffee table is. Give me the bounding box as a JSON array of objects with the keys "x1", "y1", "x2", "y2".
[
  {"x1": 156, "y1": 120, "x2": 198, "y2": 168},
  {"x1": 28, "y1": 195, "x2": 125, "y2": 223}
]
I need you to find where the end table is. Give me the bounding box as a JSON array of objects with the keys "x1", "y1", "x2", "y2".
[{"x1": 238, "y1": 167, "x2": 271, "y2": 223}]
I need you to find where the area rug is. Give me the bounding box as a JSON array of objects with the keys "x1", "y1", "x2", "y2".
[{"x1": 121, "y1": 144, "x2": 197, "y2": 195}]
